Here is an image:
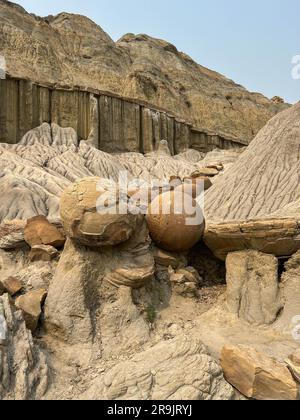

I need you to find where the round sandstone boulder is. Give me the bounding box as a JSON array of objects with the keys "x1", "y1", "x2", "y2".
[
  {"x1": 60, "y1": 177, "x2": 138, "y2": 247},
  {"x1": 146, "y1": 190, "x2": 205, "y2": 252}
]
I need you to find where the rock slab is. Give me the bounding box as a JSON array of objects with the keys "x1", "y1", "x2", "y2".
[{"x1": 221, "y1": 346, "x2": 298, "y2": 400}]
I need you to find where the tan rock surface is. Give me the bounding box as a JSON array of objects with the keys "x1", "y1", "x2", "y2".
[
  {"x1": 44, "y1": 239, "x2": 153, "y2": 351},
  {"x1": 0, "y1": 276, "x2": 22, "y2": 296},
  {"x1": 169, "y1": 267, "x2": 202, "y2": 298},
  {"x1": 220, "y1": 345, "x2": 298, "y2": 400},
  {"x1": 0, "y1": 220, "x2": 26, "y2": 249},
  {"x1": 45, "y1": 215, "x2": 155, "y2": 344},
  {"x1": 146, "y1": 190, "x2": 205, "y2": 252},
  {"x1": 29, "y1": 245, "x2": 59, "y2": 262},
  {"x1": 24, "y1": 216, "x2": 65, "y2": 248},
  {"x1": 15, "y1": 289, "x2": 47, "y2": 331},
  {"x1": 274, "y1": 250, "x2": 300, "y2": 335},
  {"x1": 205, "y1": 103, "x2": 300, "y2": 259},
  {"x1": 83, "y1": 335, "x2": 236, "y2": 400},
  {"x1": 226, "y1": 251, "x2": 282, "y2": 325},
  {"x1": 60, "y1": 177, "x2": 138, "y2": 248},
  {"x1": 153, "y1": 247, "x2": 181, "y2": 269},
  {"x1": 0, "y1": 125, "x2": 229, "y2": 224},
  {"x1": 0, "y1": 0, "x2": 287, "y2": 145},
  {"x1": 0, "y1": 294, "x2": 49, "y2": 400}
]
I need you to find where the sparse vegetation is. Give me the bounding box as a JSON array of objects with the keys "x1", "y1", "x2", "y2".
[{"x1": 146, "y1": 304, "x2": 156, "y2": 324}]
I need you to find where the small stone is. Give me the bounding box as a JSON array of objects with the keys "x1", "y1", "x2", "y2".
[
  {"x1": 15, "y1": 289, "x2": 47, "y2": 332},
  {"x1": 0, "y1": 277, "x2": 23, "y2": 296},
  {"x1": 29, "y1": 245, "x2": 59, "y2": 262},
  {"x1": 153, "y1": 248, "x2": 179, "y2": 269},
  {"x1": 191, "y1": 168, "x2": 219, "y2": 177},
  {"x1": 221, "y1": 345, "x2": 298, "y2": 400},
  {"x1": 205, "y1": 164, "x2": 223, "y2": 171},
  {"x1": 24, "y1": 216, "x2": 65, "y2": 249},
  {"x1": 169, "y1": 267, "x2": 201, "y2": 298}
]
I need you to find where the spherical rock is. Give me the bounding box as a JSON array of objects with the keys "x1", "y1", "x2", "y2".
[
  {"x1": 60, "y1": 177, "x2": 138, "y2": 247},
  {"x1": 146, "y1": 190, "x2": 205, "y2": 252}
]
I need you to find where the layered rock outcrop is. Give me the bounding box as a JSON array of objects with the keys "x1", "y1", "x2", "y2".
[
  {"x1": 83, "y1": 335, "x2": 236, "y2": 400},
  {"x1": 204, "y1": 103, "x2": 300, "y2": 260},
  {"x1": 0, "y1": 0, "x2": 288, "y2": 147}
]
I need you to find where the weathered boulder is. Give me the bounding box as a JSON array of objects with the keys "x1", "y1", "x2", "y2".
[
  {"x1": 220, "y1": 346, "x2": 298, "y2": 400},
  {"x1": 0, "y1": 294, "x2": 49, "y2": 400},
  {"x1": 60, "y1": 177, "x2": 138, "y2": 248},
  {"x1": 24, "y1": 216, "x2": 65, "y2": 248},
  {"x1": 226, "y1": 251, "x2": 282, "y2": 325},
  {"x1": 0, "y1": 276, "x2": 22, "y2": 296},
  {"x1": 15, "y1": 289, "x2": 47, "y2": 332},
  {"x1": 29, "y1": 245, "x2": 59, "y2": 262},
  {"x1": 146, "y1": 190, "x2": 205, "y2": 252},
  {"x1": 82, "y1": 335, "x2": 236, "y2": 400},
  {"x1": 204, "y1": 103, "x2": 300, "y2": 260}
]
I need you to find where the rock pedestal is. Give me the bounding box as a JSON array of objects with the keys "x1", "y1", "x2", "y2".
[{"x1": 226, "y1": 250, "x2": 282, "y2": 325}]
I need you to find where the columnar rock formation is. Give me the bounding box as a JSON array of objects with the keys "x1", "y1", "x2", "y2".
[
  {"x1": 0, "y1": 0, "x2": 288, "y2": 149},
  {"x1": 0, "y1": 76, "x2": 248, "y2": 153}
]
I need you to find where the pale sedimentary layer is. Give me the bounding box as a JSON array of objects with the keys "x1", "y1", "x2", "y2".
[
  {"x1": 0, "y1": 122, "x2": 235, "y2": 224},
  {"x1": 204, "y1": 103, "x2": 300, "y2": 259}
]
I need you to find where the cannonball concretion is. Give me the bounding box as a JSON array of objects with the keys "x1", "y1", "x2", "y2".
[
  {"x1": 146, "y1": 190, "x2": 205, "y2": 252},
  {"x1": 60, "y1": 177, "x2": 138, "y2": 247}
]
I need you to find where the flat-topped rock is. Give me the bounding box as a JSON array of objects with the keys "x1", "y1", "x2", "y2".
[{"x1": 204, "y1": 103, "x2": 300, "y2": 260}]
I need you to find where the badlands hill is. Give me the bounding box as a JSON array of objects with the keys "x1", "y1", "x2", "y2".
[{"x1": 0, "y1": 0, "x2": 288, "y2": 144}]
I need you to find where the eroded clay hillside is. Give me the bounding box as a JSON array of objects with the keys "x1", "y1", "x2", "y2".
[{"x1": 0, "y1": 0, "x2": 288, "y2": 144}]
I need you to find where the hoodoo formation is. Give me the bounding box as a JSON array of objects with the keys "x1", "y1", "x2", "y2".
[{"x1": 0, "y1": 0, "x2": 299, "y2": 402}]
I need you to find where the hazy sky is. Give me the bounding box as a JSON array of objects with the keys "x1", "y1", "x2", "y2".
[{"x1": 15, "y1": 0, "x2": 300, "y2": 103}]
